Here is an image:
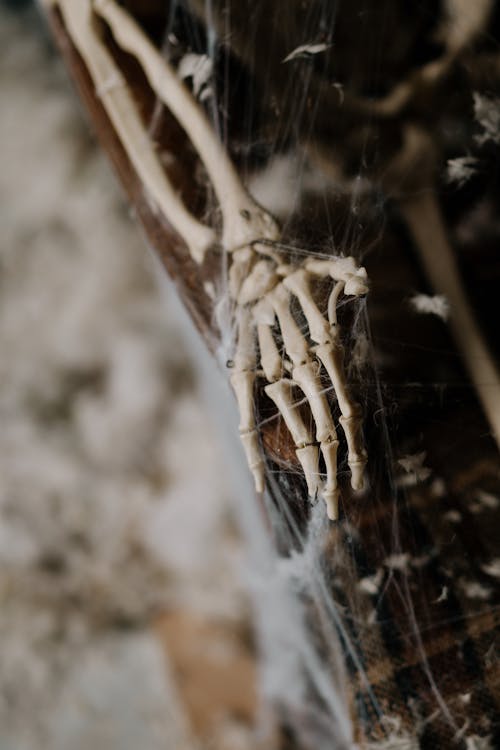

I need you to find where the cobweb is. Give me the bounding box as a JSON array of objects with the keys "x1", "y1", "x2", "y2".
[
  {"x1": 145, "y1": 2, "x2": 500, "y2": 748},
  {"x1": 40, "y1": 1, "x2": 500, "y2": 748}
]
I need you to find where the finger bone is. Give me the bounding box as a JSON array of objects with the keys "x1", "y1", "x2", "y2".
[
  {"x1": 315, "y1": 342, "x2": 354, "y2": 418},
  {"x1": 230, "y1": 371, "x2": 256, "y2": 433},
  {"x1": 321, "y1": 440, "x2": 340, "y2": 520},
  {"x1": 292, "y1": 362, "x2": 337, "y2": 443},
  {"x1": 240, "y1": 432, "x2": 265, "y2": 493},
  {"x1": 257, "y1": 324, "x2": 282, "y2": 382},
  {"x1": 306, "y1": 256, "x2": 357, "y2": 278},
  {"x1": 339, "y1": 413, "x2": 367, "y2": 491},
  {"x1": 344, "y1": 268, "x2": 369, "y2": 296},
  {"x1": 316, "y1": 342, "x2": 367, "y2": 491},
  {"x1": 306, "y1": 257, "x2": 368, "y2": 296},
  {"x1": 231, "y1": 369, "x2": 265, "y2": 492},
  {"x1": 229, "y1": 247, "x2": 254, "y2": 300},
  {"x1": 296, "y1": 445, "x2": 321, "y2": 498},
  {"x1": 253, "y1": 296, "x2": 276, "y2": 326},
  {"x1": 265, "y1": 379, "x2": 313, "y2": 447},
  {"x1": 238, "y1": 260, "x2": 279, "y2": 305},
  {"x1": 323, "y1": 488, "x2": 341, "y2": 521},
  {"x1": 269, "y1": 284, "x2": 309, "y2": 365},
  {"x1": 283, "y1": 269, "x2": 331, "y2": 344},
  {"x1": 233, "y1": 308, "x2": 257, "y2": 371}
]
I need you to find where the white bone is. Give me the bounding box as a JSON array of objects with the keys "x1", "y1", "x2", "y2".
[
  {"x1": 253, "y1": 242, "x2": 284, "y2": 264},
  {"x1": 315, "y1": 343, "x2": 355, "y2": 418},
  {"x1": 316, "y1": 343, "x2": 366, "y2": 491},
  {"x1": 257, "y1": 324, "x2": 282, "y2": 383},
  {"x1": 55, "y1": 0, "x2": 215, "y2": 263},
  {"x1": 321, "y1": 440, "x2": 340, "y2": 520},
  {"x1": 93, "y1": 0, "x2": 280, "y2": 251},
  {"x1": 306, "y1": 257, "x2": 369, "y2": 296},
  {"x1": 229, "y1": 310, "x2": 264, "y2": 492},
  {"x1": 240, "y1": 432, "x2": 265, "y2": 494},
  {"x1": 344, "y1": 269, "x2": 369, "y2": 297},
  {"x1": 229, "y1": 247, "x2": 254, "y2": 300},
  {"x1": 231, "y1": 371, "x2": 256, "y2": 433},
  {"x1": 292, "y1": 362, "x2": 337, "y2": 443},
  {"x1": 265, "y1": 380, "x2": 312, "y2": 447},
  {"x1": 269, "y1": 284, "x2": 309, "y2": 365},
  {"x1": 291, "y1": 361, "x2": 344, "y2": 515},
  {"x1": 306, "y1": 256, "x2": 358, "y2": 278},
  {"x1": 343, "y1": 455, "x2": 366, "y2": 492},
  {"x1": 327, "y1": 281, "x2": 345, "y2": 327},
  {"x1": 296, "y1": 446, "x2": 321, "y2": 498},
  {"x1": 233, "y1": 308, "x2": 257, "y2": 372},
  {"x1": 238, "y1": 260, "x2": 279, "y2": 306},
  {"x1": 276, "y1": 263, "x2": 296, "y2": 277},
  {"x1": 253, "y1": 296, "x2": 276, "y2": 326},
  {"x1": 49, "y1": 0, "x2": 371, "y2": 516},
  {"x1": 283, "y1": 269, "x2": 331, "y2": 344},
  {"x1": 323, "y1": 489, "x2": 340, "y2": 521}
]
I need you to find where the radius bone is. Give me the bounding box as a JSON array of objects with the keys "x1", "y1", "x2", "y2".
[
  {"x1": 94, "y1": 0, "x2": 280, "y2": 251},
  {"x1": 56, "y1": 0, "x2": 215, "y2": 263}
]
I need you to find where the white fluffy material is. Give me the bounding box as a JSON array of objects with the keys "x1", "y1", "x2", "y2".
[
  {"x1": 446, "y1": 156, "x2": 478, "y2": 186},
  {"x1": 0, "y1": 8, "x2": 247, "y2": 747},
  {"x1": 283, "y1": 43, "x2": 329, "y2": 62},
  {"x1": 409, "y1": 293, "x2": 450, "y2": 320},
  {"x1": 474, "y1": 92, "x2": 500, "y2": 145}
]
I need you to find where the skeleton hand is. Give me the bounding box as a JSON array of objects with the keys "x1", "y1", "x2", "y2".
[
  {"x1": 50, "y1": 0, "x2": 369, "y2": 519},
  {"x1": 229, "y1": 244, "x2": 368, "y2": 520}
]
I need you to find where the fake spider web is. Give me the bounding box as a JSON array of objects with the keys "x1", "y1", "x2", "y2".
[{"x1": 44, "y1": 1, "x2": 500, "y2": 748}]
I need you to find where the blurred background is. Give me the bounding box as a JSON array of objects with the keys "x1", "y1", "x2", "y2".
[{"x1": 0, "y1": 2, "x2": 257, "y2": 748}]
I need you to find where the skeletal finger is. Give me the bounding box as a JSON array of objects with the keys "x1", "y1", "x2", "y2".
[
  {"x1": 305, "y1": 257, "x2": 369, "y2": 296},
  {"x1": 284, "y1": 269, "x2": 367, "y2": 497},
  {"x1": 316, "y1": 343, "x2": 367, "y2": 490},
  {"x1": 238, "y1": 259, "x2": 279, "y2": 306},
  {"x1": 229, "y1": 247, "x2": 254, "y2": 300},
  {"x1": 257, "y1": 324, "x2": 282, "y2": 383},
  {"x1": 339, "y1": 411, "x2": 366, "y2": 491},
  {"x1": 293, "y1": 362, "x2": 341, "y2": 520},
  {"x1": 266, "y1": 284, "x2": 325, "y2": 498},
  {"x1": 283, "y1": 269, "x2": 331, "y2": 344},
  {"x1": 230, "y1": 309, "x2": 264, "y2": 492},
  {"x1": 322, "y1": 440, "x2": 341, "y2": 521},
  {"x1": 292, "y1": 363, "x2": 336, "y2": 444},
  {"x1": 327, "y1": 281, "x2": 345, "y2": 326},
  {"x1": 265, "y1": 379, "x2": 320, "y2": 498},
  {"x1": 269, "y1": 281, "x2": 345, "y2": 513},
  {"x1": 268, "y1": 284, "x2": 309, "y2": 365}
]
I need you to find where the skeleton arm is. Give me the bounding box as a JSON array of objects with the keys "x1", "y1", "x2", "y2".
[
  {"x1": 93, "y1": 0, "x2": 281, "y2": 252},
  {"x1": 51, "y1": 0, "x2": 215, "y2": 263},
  {"x1": 46, "y1": 0, "x2": 369, "y2": 519}
]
